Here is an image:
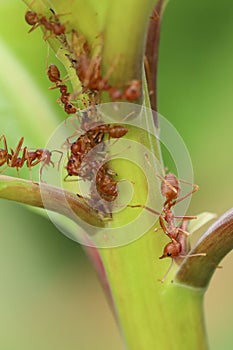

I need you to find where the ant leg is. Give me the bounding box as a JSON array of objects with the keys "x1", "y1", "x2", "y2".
[
  {"x1": 28, "y1": 22, "x2": 40, "y2": 33},
  {"x1": 28, "y1": 0, "x2": 36, "y2": 8},
  {"x1": 64, "y1": 175, "x2": 82, "y2": 182},
  {"x1": 39, "y1": 156, "x2": 54, "y2": 182},
  {"x1": 174, "y1": 180, "x2": 199, "y2": 205},
  {"x1": 22, "y1": 147, "x2": 36, "y2": 182},
  {"x1": 177, "y1": 228, "x2": 190, "y2": 237},
  {"x1": 179, "y1": 253, "x2": 206, "y2": 258},
  {"x1": 0, "y1": 165, "x2": 8, "y2": 174},
  {"x1": 0, "y1": 135, "x2": 8, "y2": 153},
  {"x1": 10, "y1": 137, "x2": 24, "y2": 164},
  {"x1": 158, "y1": 259, "x2": 174, "y2": 283},
  {"x1": 128, "y1": 204, "x2": 160, "y2": 216},
  {"x1": 158, "y1": 215, "x2": 167, "y2": 234},
  {"x1": 51, "y1": 150, "x2": 63, "y2": 170},
  {"x1": 102, "y1": 54, "x2": 120, "y2": 84},
  {"x1": 0, "y1": 135, "x2": 10, "y2": 169},
  {"x1": 173, "y1": 215, "x2": 197, "y2": 220},
  {"x1": 154, "y1": 227, "x2": 163, "y2": 233},
  {"x1": 16, "y1": 168, "x2": 20, "y2": 178},
  {"x1": 40, "y1": 163, "x2": 47, "y2": 182},
  {"x1": 27, "y1": 158, "x2": 34, "y2": 182},
  {"x1": 49, "y1": 8, "x2": 71, "y2": 19}
]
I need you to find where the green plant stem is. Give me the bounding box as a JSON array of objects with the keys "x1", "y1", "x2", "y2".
[
  {"x1": 0, "y1": 175, "x2": 104, "y2": 228},
  {"x1": 99, "y1": 225, "x2": 209, "y2": 350},
  {"x1": 103, "y1": 0, "x2": 156, "y2": 84}
]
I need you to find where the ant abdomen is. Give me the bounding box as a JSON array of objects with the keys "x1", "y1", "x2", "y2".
[
  {"x1": 108, "y1": 125, "x2": 128, "y2": 139},
  {"x1": 48, "y1": 64, "x2": 61, "y2": 83},
  {"x1": 161, "y1": 172, "x2": 180, "y2": 200}
]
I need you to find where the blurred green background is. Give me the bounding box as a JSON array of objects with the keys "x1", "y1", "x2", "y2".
[{"x1": 0, "y1": 0, "x2": 232, "y2": 349}]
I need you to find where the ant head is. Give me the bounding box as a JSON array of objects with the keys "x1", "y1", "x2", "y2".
[
  {"x1": 53, "y1": 23, "x2": 66, "y2": 35},
  {"x1": 64, "y1": 103, "x2": 77, "y2": 114},
  {"x1": 68, "y1": 157, "x2": 76, "y2": 164},
  {"x1": 25, "y1": 11, "x2": 38, "y2": 25},
  {"x1": 60, "y1": 85, "x2": 68, "y2": 94},
  {"x1": 124, "y1": 80, "x2": 141, "y2": 101},
  {"x1": 159, "y1": 239, "x2": 181, "y2": 259}
]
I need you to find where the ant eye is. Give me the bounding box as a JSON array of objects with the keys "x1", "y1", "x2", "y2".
[{"x1": 167, "y1": 252, "x2": 172, "y2": 257}]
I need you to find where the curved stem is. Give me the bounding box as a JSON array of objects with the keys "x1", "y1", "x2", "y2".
[
  {"x1": 175, "y1": 208, "x2": 233, "y2": 288},
  {"x1": 0, "y1": 175, "x2": 104, "y2": 228}
]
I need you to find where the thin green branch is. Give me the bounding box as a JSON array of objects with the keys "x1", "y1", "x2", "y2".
[{"x1": 0, "y1": 175, "x2": 104, "y2": 228}]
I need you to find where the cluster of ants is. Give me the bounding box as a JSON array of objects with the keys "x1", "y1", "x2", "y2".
[
  {"x1": 0, "y1": 110, "x2": 128, "y2": 217},
  {"x1": 0, "y1": 108, "x2": 128, "y2": 214},
  {"x1": 25, "y1": 7, "x2": 141, "y2": 113},
  {"x1": 66, "y1": 29, "x2": 141, "y2": 103},
  {"x1": 131, "y1": 172, "x2": 206, "y2": 282},
  {"x1": 0, "y1": 6, "x2": 204, "y2": 282},
  {"x1": 23, "y1": 6, "x2": 137, "y2": 214},
  {"x1": 65, "y1": 111, "x2": 128, "y2": 215}
]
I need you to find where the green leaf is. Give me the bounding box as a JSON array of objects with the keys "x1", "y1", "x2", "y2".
[{"x1": 188, "y1": 211, "x2": 217, "y2": 233}]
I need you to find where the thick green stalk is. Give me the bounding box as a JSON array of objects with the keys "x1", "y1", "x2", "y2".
[{"x1": 100, "y1": 234, "x2": 208, "y2": 349}]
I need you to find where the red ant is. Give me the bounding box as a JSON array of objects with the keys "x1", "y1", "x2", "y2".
[
  {"x1": 64, "y1": 125, "x2": 105, "y2": 181},
  {"x1": 108, "y1": 80, "x2": 141, "y2": 102},
  {"x1": 68, "y1": 32, "x2": 110, "y2": 95},
  {"x1": 47, "y1": 64, "x2": 78, "y2": 114},
  {"x1": 67, "y1": 30, "x2": 141, "y2": 101},
  {"x1": 87, "y1": 123, "x2": 128, "y2": 140},
  {"x1": 158, "y1": 221, "x2": 206, "y2": 283},
  {"x1": 95, "y1": 165, "x2": 118, "y2": 202},
  {"x1": 76, "y1": 111, "x2": 129, "y2": 140},
  {"x1": 66, "y1": 153, "x2": 103, "y2": 181},
  {"x1": 130, "y1": 172, "x2": 199, "y2": 238},
  {"x1": 64, "y1": 110, "x2": 128, "y2": 181},
  {"x1": 25, "y1": 8, "x2": 66, "y2": 38},
  {"x1": 72, "y1": 52, "x2": 117, "y2": 102},
  {"x1": 0, "y1": 135, "x2": 62, "y2": 181},
  {"x1": 64, "y1": 111, "x2": 129, "y2": 217},
  {"x1": 79, "y1": 164, "x2": 118, "y2": 218},
  {"x1": 123, "y1": 80, "x2": 141, "y2": 101},
  {"x1": 129, "y1": 170, "x2": 205, "y2": 281},
  {"x1": 65, "y1": 123, "x2": 128, "y2": 180}
]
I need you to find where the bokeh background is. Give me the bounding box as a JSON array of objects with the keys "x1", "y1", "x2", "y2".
[{"x1": 0, "y1": 0, "x2": 233, "y2": 349}]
